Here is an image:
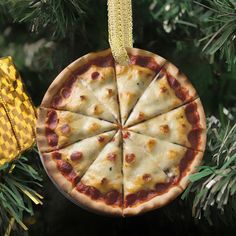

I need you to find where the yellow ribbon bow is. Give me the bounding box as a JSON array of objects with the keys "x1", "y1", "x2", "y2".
[{"x1": 0, "y1": 57, "x2": 37, "y2": 166}]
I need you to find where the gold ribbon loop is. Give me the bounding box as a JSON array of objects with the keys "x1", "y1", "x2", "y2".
[{"x1": 108, "y1": 0, "x2": 133, "y2": 65}]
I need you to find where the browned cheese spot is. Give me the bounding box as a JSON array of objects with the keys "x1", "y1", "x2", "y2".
[
  {"x1": 93, "y1": 104, "x2": 103, "y2": 115},
  {"x1": 80, "y1": 95, "x2": 86, "y2": 101},
  {"x1": 106, "y1": 88, "x2": 113, "y2": 96},
  {"x1": 89, "y1": 123, "x2": 101, "y2": 132},
  {"x1": 142, "y1": 174, "x2": 152, "y2": 182},
  {"x1": 160, "y1": 124, "x2": 170, "y2": 135},
  {"x1": 146, "y1": 139, "x2": 156, "y2": 151}
]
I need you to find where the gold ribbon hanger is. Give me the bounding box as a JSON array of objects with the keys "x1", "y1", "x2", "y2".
[{"x1": 107, "y1": 0, "x2": 133, "y2": 65}]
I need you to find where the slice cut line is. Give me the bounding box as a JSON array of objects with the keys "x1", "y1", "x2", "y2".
[
  {"x1": 37, "y1": 108, "x2": 117, "y2": 153},
  {"x1": 67, "y1": 49, "x2": 120, "y2": 122},
  {"x1": 41, "y1": 67, "x2": 115, "y2": 122},
  {"x1": 69, "y1": 131, "x2": 123, "y2": 215},
  {"x1": 125, "y1": 62, "x2": 198, "y2": 127},
  {"x1": 122, "y1": 131, "x2": 203, "y2": 215},
  {"x1": 42, "y1": 130, "x2": 116, "y2": 187},
  {"x1": 129, "y1": 98, "x2": 206, "y2": 151},
  {"x1": 116, "y1": 48, "x2": 166, "y2": 125}
]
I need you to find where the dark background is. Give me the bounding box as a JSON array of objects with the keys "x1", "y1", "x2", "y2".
[{"x1": 1, "y1": 0, "x2": 236, "y2": 235}]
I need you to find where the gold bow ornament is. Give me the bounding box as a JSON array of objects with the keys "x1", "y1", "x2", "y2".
[{"x1": 0, "y1": 56, "x2": 37, "y2": 167}]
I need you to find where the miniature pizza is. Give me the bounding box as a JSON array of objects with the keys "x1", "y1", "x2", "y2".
[{"x1": 36, "y1": 48, "x2": 206, "y2": 216}]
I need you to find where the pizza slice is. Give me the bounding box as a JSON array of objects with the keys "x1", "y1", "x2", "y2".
[
  {"x1": 37, "y1": 108, "x2": 117, "y2": 152},
  {"x1": 41, "y1": 68, "x2": 115, "y2": 122},
  {"x1": 116, "y1": 48, "x2": 166, "y2": 124},
  {"x1": 67, "y1": 49, "x2": 120, "y2": 121},
  {"x1": 70, "y1": 131, "x2": 123, "y2": 215},
  {"x1": 125, "y1": 62, "x2": 198, "y2": 127},
  {"x1": 122, "y1": 131, "x2": 203, "y2": 216},
  {"x1": 129, "y1": 98, "x2": 206, "y2": 151},
  {"x1": 41, "y1": 131, "x2": 116, "y2": 194}
]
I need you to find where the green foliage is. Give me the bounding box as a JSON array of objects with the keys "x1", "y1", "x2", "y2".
[
  {"x1": 0, "y1": 151, "x2": 42, "y2": 235},
  {"x1": 182, "y1": 115, "x2": 236, "y2": 224},
  {"x1": 2, "y1": 0, "x2": 88, "y2": 39},
  {"x1": 196, "y1": 0, "x2": 236, "y2": 71}
]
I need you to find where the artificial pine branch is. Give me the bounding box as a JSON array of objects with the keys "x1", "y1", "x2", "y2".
[
  {"x1": 0, "y1": 151, "x2": 43, "y2": 235},
  {"x1": 149, "y1": 0, "x2": 236, "y2": 70},
  {"x1": 182, "y1": 115, "x2": 236, "y2": 224},
  {"x1": 195, "y1": 0, "x2": 236, "y2": 71},
  {"x1": 2, "y1": 0, "x2": 88, "y2": 39}
]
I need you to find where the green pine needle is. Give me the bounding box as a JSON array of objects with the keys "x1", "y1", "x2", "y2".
[
  {"x1": 0, "y1": 151, "x2": 42, "y2": 234},
  {"x1": 182, "y1": 116, "x2": 236, "y2": 224}
]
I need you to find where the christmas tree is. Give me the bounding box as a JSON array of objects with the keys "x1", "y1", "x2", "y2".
[{"x1": 0, "y1": 0, "x2": 236, "y2": 235}]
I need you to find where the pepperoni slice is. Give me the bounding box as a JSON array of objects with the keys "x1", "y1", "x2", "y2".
[
  {"x1": 130, "y1": 55, "x2": 160, "y2": 72},
  {"x1": 126, "y1": 194, "x2": 137, "y2": 207},
  {"x1": 137, "y1": 190, "x2": 148, "y2": 200},
  {"x1": 67, "y1": 171, "x2": 80, "y2": 185},
  {"x1": 52, "y1": 152, "x2": 61, "y2": 160},
  {"x1": 185, "y1": 102, "x2": 200, "y2": 125},
  {"x1": 167, "y1": 76, "x2": 189, "y2": 101},
  {"x1": 86, "y1": 186, "x2": 100, "y2": 200},
  {"x1": 188, "y1": 129, "x2": 202, "y2": 149},
  {"x1": 45, "y1": 128, "x2": 58, "y2": 147},
  {"x1": 125, "y1": 153, "x2": 136, "y2": 163},
  {"x1": 167, "y1": 76, "x2": 181, "y2": 89},
  {"x1": 179, "y1": 149, "x2": 196, "y2": 178},
  {"x1": 52, "y1": 95, "x2": 62, "y2": 108},
  {"x1": 91, "y1": 71, "x2": 100, "y2": 80},
  {"x1": 57, "y1": 160, "x2": 73, "y2": 174},
  {"x1": 107, "y1": 153, "x2": 117, "y2": 162},
  {"x1": 61, "y1": 87, "x2": 71, "y2": 98},
  {"x1": 105, "y1": 190, "x2": 119, "y2": 205},
  {"x1": 70, "y1": 151, "x2": 83, "y2": 162},
  {"x1": 123, "y1": 131, "x2": 130, "y2": 139},
  {"x1": 46, "y1": 110, "x2": 58, "y2": 130},
  {"x1": 155, "y1": 182, "x2": 171, "y2": 194},
  {"x1": 98, "y1": 136, "x2": 105, "y2": 143},
  {"x1": 76, "y1": 182, "x2": 88, "y2": 193}
]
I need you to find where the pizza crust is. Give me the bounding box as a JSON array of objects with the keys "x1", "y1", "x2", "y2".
[
  {"x1": 69, "y1": 188, "x2": 122, "y2": 216},
  {"x1": 178, "y1": 150, "x2": 205, "y2": 190},
  {"x1": 36, "y1": 107, "x2": 51, "y2": 153},
  {"x1": 126, "y1": 48, "x2": 166, "y2": 66},
  {"x1": 66, "y1": 49, "x2": 113, "y2": 73},
  {"x1": 40, "y1": 152, "x2": 74, "y2": 194},
  {"x1": 123, "y1": 150, "x2": 205, "y2": 216},
  {"x1": 41, "y1": 67, "x2": 74, "y2": 108},
  {"x1": 123, "y1": 186, "x2": 182, "y2": 216},
  {"x1": 163, "y1": 61, "x2": 198, "y2": 100},
  {"x1": 195, "y1": 98, "x2": 207, "y2": 129}
]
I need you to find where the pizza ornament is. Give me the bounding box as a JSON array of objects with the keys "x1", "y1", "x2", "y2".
[{"x1": 36, "y1": 48, "x2": 206, "y2": 216}]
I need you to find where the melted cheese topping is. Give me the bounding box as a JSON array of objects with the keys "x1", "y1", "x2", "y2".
[
  {"x1": 125, "y1": 73, "x2": 184, "y2": 127},
  {"x1": 116, "y1": 65, "x2": 156, "y2": 124},
  {"x1": 54, "y1": 110, "x2": 117, "y2": 148},
  {"x1": 130, "y1": 99, "x2": 202, "y2": 148},
  {"x1": 123, "y1": 132, "x2": 186, "y2": 195},
  {"x1": 57, "y1": 80, "x2": 115, "y2": 122},
  {"x1": 81, "y1": 131, "x2": 122, "y2": 193},
  {"x1": 78, "y1": 65, "x2": 120, "y2": 121},
  {"x1": 49, "y1": 131, "x2": 116, "y2": 176}
]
